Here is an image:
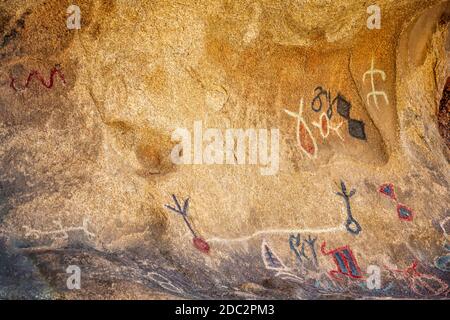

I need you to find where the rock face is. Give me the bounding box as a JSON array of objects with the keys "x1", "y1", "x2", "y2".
[{"x1": 0, "y1": 0, "x2": 449, "y2": 299}]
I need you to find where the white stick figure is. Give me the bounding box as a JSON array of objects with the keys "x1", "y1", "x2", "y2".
[{"x1": 363, "y1": 57, "x2": 389, "y2": 108}]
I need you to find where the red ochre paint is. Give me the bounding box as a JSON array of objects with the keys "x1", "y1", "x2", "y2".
[
  {"x1": 389, "y1": 261, "x2": 449, "y2": 296},
  {"x1": 321, "y1": 241, "x2": 363, "y2": 280},
  {"x1": 193, "y1": 237, "x2": 210, "y2": 254},
  {"x1": 299, "y1": 121, "x2": 316, "y2": 156},
  {"x1": 10, "y1": 66, "x2": 66, "y2": 92},
  {"x1": 320, "y1": 113, "x2": 329, "y2": 137},
  {"x1": 378, "y1": 183, "x2": 415, "y2": 221},
  {"x1": 165, "y1": 194, "x2": 211, "y2": 255},
  {"x1": 379, "y1": 183, "x2": 397, "y2": 201},
  {"x1": 396, "y1": 204, "x2": 414, "y2": 221},
  {"x1": 393, "y1": 260, "x2": 421, "y2": 276}
]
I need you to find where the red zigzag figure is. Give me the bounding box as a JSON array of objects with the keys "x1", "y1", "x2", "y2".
[{"x1": 10, "y1": 66, "x2": 66, "y2": 92}]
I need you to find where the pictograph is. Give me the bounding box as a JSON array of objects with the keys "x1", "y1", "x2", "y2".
[
  {"x1": 289, "y1": 233, "x2": 319, "y2": 266},
  {"x1": 312, "y1": 112, "x2": 344, "y2": 140},
  {"x1": 9, "y1": 65, "x2": 66, "y2": 92},
  {"x1": 165, "y1": 194, "x2": 210, "y2": 254},
  {"x1": 363, "y1": 57, "x2": 389, "y2": 109},
  {"x1": 336, "y1": 181, "x2": 362, "y2": 235},
  {"x1": 284, "y1": 98, "x2": 318, "y2": 159},
  {"x1": 379, "y1": 183, "x2": 415, "y2": 221},
  {"x1": 321, "y1": 241, "x2": 363, "y2": 280}
]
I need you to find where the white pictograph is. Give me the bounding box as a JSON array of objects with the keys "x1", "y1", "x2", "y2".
[
  {"x1": 261, "y1": 239, "x2": 304, "y2": 283},
  {"x1": 206, "y1": 203, "x2": 357, "y2": 245},
  {"x1": 284, "y1": 98, "x2": 318, "y2": 159},
  {"x1": 23, "y1": 217, "x2": 95, "y2": 241},
  {"x1": 207, "y1": 225, "x2": 345, "y2": 244},
  {"x1": 440, "y1": 216, "x2": 450, "y2": 241},
  {"x1": 146, "y1": 272, "x2": 184, "y2": 294},
  {"x1": 207, "y1": 200, "x2": 358, "y2": 245},
  {"x1": 363, "y1": 57, "x2": 389, "y2": 108}
]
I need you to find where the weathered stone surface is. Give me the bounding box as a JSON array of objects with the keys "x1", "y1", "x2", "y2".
[{"x1": 0, "y1": 0, "x2": 449, "y2": 299}]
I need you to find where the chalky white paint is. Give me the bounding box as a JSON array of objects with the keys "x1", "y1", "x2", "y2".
[
  {"x1": 207, "y1": 225, "x2": 345, "y2": 244},
  {"x1": 363, "y1": 57, "x2": 389, "y2": 108},
  {"x1": 312, "y1": 112, "x2": 344, "y2": 140},
  {"x1": 284, "y1": 98, "x2": 318, "y2": 159},
  {"x1": 23, "y1": 217, "x2": 95, "y2": 240}
]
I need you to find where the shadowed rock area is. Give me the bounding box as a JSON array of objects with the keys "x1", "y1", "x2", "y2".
[{"x1": 0, "y1": 0, "x2": 449, "y2": 299}]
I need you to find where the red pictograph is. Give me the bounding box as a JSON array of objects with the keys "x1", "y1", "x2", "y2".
[
  {"x1": 165, "y1": 194, "x2": 210, "y2": 254},
  {"x1": 387, "y1": 261, "x2": 449, "y2": 296},
  {"x1": 378, "y1": 183, "x2": 415, "y2": 221},
  {"x1": 321, "y1": 241, "x2": 363, "y2": 280},
  {"x1": 284, "y1": 98, "x2": 318, "y2": 159},
  {"x1": 9, "y1": 65, "x2": 66, "y2": 92}
]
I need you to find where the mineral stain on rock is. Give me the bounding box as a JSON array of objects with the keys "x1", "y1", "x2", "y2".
[{"x1": 438, "y1": 78, "x2": 450, "y2": 151}]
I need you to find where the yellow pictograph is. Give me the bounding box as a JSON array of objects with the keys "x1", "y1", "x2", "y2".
[{"x1": 363, "y1": 57, "x2": 389, "y2": 108}]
